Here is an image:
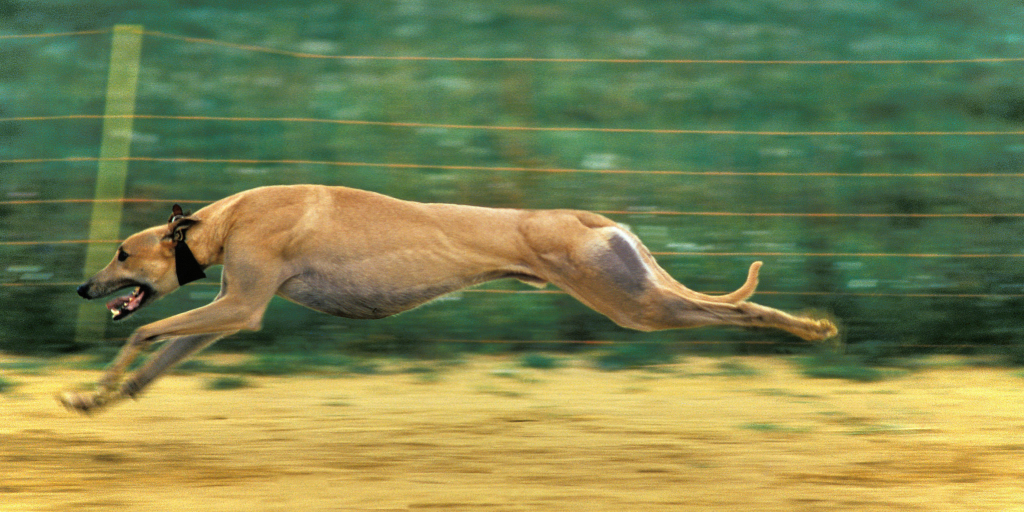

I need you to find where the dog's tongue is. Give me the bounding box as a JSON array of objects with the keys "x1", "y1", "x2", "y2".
[
  {"x1": 106, "y1": 294, "x2": 132, "y2": 312},
  {"x1": 106, "y1": 287, "x2": 144, "y2": 317}
]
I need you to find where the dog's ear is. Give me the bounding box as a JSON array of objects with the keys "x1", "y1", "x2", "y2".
[
  {"x1": 167, "y1": 203, "x2": 195, "y2": 224},
  {"x1": 166, "y1": 204, "x2": 199, "y2": 243},
  {"x1": 169, "y1": 204, "x2": 184, "y2": 222}
]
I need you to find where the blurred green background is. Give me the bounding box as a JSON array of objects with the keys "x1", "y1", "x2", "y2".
[{"x1": 2, "y1": 0, "x2": 1022, "y2": 359}]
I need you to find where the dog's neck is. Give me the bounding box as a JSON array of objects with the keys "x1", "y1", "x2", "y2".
[{"x1": 174, "y1": 219, "x2": 223, "y2": 268}]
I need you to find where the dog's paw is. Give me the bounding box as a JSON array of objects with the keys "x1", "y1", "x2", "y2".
[
  {"x1": 56, "y1": 391, "x2": 108, "y2": 415},
  {"x1": 816, "y1": 318, "x2": 839, "y2": 338},
  {"x1": 792, "y1": 311, "x2": 840, "y2": 342},
  {"x1": 805, "y1": 317, "x2": 839, "y2": 342}
]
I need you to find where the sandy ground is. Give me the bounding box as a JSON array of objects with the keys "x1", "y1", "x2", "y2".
[{"x1": 2, "y1": 355, "x2": 1024, "y2": 512}]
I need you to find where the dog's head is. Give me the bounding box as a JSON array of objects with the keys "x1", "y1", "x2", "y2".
[{"x1": 77, "y1": 205, "x2": 206, "y2": 321}]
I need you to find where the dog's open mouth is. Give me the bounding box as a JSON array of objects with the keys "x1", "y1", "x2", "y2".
[{"x1": 105, "y1": 285, "x2": 153, "y2": 321}]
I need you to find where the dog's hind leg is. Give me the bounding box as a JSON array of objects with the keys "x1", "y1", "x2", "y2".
[
  {"x1": 58, "y1": 332, "x2": 231, "y2": 413},
  {"x1": 631, "y1": 290, "x2": 839, "y2": 341},
  {"x1": 528, "y1": 219, "x2": 837, "y2": 341}
]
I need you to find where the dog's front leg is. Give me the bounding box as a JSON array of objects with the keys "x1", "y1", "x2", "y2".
[
  {"x1": 67, "y1": 331, "x2": 233, "y2": 411},
  {"x1": 84, "y1": 312, "x2": 194, "y2": 398},
  {"x1": 120, "y1": 331, "x2": 234, "y2": 399},
  {"x1": 78, "y1": 308, "x2": 214, "y2": 401},
  {"x1": 56, "y1": 329, "x2": 157, "y2": 414},
  {"x1": 95, "y1": 331, "x2": 155, "y2": 392},
  {"x1": 60, "y1": 279, "x2": 277, "y2": 414}
]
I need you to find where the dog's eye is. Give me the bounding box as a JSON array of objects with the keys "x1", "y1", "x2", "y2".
[{"x1": 117, "y1": 248, "x2": 130, "y2": 262}]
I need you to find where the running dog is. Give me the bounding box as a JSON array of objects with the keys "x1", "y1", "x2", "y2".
[{"x1": 63, "y1": 185, "x2": 837, "y2": 413}]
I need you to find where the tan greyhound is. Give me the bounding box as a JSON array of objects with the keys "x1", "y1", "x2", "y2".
[{"x1": 62, "y1": 184, "x2": 837, "y2": 413}]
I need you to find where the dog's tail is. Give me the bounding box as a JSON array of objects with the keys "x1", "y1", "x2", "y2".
[{"x1": 705, "y1": 261, "x2": 761, "y2": 304}]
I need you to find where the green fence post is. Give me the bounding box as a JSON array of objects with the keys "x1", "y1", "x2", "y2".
[{"x1": 74, "y1": 25, "x2": 144, "y2": 345}]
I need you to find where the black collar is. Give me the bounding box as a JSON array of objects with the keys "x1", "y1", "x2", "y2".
[{"x1": 173, "y1": 235, "x2": 206, "y2": 286}]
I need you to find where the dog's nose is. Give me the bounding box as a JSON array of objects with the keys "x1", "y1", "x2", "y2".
[{"x1": 77, "y1": 283, "x2": 92, "y2": 299}]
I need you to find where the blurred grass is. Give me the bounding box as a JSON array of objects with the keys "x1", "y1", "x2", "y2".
[
  {"x1": 204, "y1": 375, "x2": 252, "y2": 390},
  {"x1": 594, "y1": 343, "x2": 675, "y2": 371},
  {"x1": 795, "y1": 350, "x2": 906, "y2": 382},
  {"x1": 0, "y1": 359, "x2": 48, "y2": 375},
  {"x1": 519, "y1": 352, "x2": 562, "y2": 369},
  {"x1": 714, "y1": 360, "x2": 761, "y2": 377},
  {"x1": 740, "y1": 422, "x2": 811, "y2": 435},
  {"x1": 176, "y1": 353, "x2": 379, "y2": 376}
]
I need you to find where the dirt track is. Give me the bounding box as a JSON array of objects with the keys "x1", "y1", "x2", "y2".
[{"x1": 2, "y1": 355, "x2": 1023, "y2": 511}]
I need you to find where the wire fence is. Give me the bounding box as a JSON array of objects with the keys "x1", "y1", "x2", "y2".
[
  {"x1": 6, "y1": 156, "x2": 1024, "y2": 178},
  {"x1": 142, "y1": 28, "x2": 1024, "y2": 65},
  {"x1": 7, "y1": 113, "x2": 1024, "y2": 137},
  {"x1": 4, "y1": 27, "x2": 1023, "y2": 352}
]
